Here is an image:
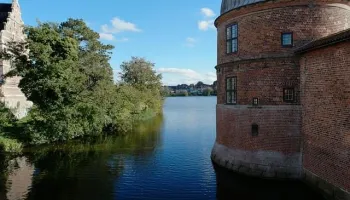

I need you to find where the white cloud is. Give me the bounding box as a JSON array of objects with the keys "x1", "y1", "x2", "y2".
[
  {"x1": 158, "y1": 68, "x2": 201, "y2": 79},
  {"x1": 101, "y1": 17, "x2": 141, "y2": 34},
  {"x1": 198, "y1": 8, "x2": 216, "y2": 31},
  {"x1": 201, "y1": 8, "x2": 215, "y2": 18},
  {"x1": 99, "y1": 33, "x2": 115, "y2": 41},
  {"x1": 99, "y1": 34, "x2": 129, "y2": 43},
  {"x1": 157, "y1": 68, "x2": 216, "y2": 85},
  {"x1": 116, "y1": 37, "x2": 129, "y2": 42},
  {"x1": 198, "y1": 20, "x2": 215, "y2": 31},
  {"x1": 185, "y1": 37, "x2": 196, "y2": 47},
  {"x1": 99, "y1": 17, "x2": 141, "y2": 42}
]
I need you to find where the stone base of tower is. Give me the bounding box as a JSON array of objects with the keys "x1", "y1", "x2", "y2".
[
  {"x1": 211, "y1": 142, "x2": 302, "y2": 179},
  {"x1": 1, "y1": 95, "x2": 32, "y2": 119},
  {"x1": 303, "y1": 170, "x2": 350, "y2": 200},
  {"x1": 1, "y1": 77, "x2": 32, "y2": 119}
]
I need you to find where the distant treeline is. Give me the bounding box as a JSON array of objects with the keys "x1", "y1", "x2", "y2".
[{"x1": 162, "y1": 81, "x2": 217, "y2": 97}]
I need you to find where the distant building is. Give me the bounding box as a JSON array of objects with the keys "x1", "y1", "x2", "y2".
[
  {"x1": 212, "y1": 0, "x2": 350, "y2": 199},
  {"x1": 166, "y1": 82, "x2": 215, "y2": 96},
  {"x1": 0, "y1": 0, "x2": 32, "y2": 118}
]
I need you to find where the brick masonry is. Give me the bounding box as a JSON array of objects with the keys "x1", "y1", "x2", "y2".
[
  {"x1": 217, "y1": 57, "x2": 301, "y2": 105},
  {"x1": 216, "y1": 104, "x2": 301, "y2": 154},
  {"x1": 213, "y1": 0, "x2": 350, "y2": 199},
  {"x1": 300, "y1": 40, "x2": 350, "y2": 198},
  {"x1": 216, "y1": 0, "x2": 350, "y2": 65}
]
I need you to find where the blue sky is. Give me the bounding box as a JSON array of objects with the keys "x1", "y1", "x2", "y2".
[{"x1": 17, "y1": 0, "x2": 220, "y2": 86}]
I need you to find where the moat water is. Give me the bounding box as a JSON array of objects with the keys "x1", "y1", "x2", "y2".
[{"x1": 0, "y1": 97, "x2": 325, "y2": 200}]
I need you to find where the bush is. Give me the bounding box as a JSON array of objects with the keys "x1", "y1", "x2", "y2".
[{"x1": 0, "y1": 136, "x2": 22, "y2": 153}]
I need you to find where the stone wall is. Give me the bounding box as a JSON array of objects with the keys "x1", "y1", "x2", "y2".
[
  {"x1": 0, "y1": 0, "x2": 32, "y2": 118},
  {"x1": 212, "y1": 142, "x2": 302, "y2": 179},
  {"x1": 300, "y1": 40, "x2": 350, "y2": 197}
]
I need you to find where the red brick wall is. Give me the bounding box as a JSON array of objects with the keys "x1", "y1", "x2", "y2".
[
  {"x1": 216, "y1": 1, "x2": 350, "y2": 65},
  {"x1": 217, "y1": 105, "x2": 301, "y2": 153},
  {"x1": 300, "y1": 41, "x2": 350, "y2": 192},
  {"x1": 214, "y1": 0, "x2": 350, "y2": 183},
  {"x1": 217, "y1": 58, "x2": 300, "y2": 105},
  {"x1": 216, "y1": 1, "x2": 350, "y2": 105}
]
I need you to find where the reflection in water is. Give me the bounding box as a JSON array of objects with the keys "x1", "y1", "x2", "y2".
[
  {"x1": 214, "y1": 163, "x2": 325, "y2": 200},
  {"x1": 0, "y1": 155, "x2": 34, "y2": 200},
  {"x1": 0, "y1": 98, "x2": 325, "y2": 199},
  {"x1": 0, "y1": 115, "x2": 163, "y2": 200},
  {"x1": 6, "y1": 157, "x2": 34, "y2": 200}
]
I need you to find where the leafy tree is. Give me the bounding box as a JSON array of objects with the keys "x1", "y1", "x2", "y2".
[
  {"x1": 212, "y1": 81, "x2": 217, "y2": 95},
  {"x1": 195, "y1": 81, "x2": 205, "y2": 88},
  {"x1": 0, "y1": 19, "x2": 163, "y2": 145},
  {"x1": 203, "y1": 88, "x2": 214, "y2": 96},
  {"x1": 119, "y1": 57, "x2": 162, "y2": 91},
  {"x1": 161, "y1": 86, "x2": 171, "y2": 97},
  {"x1": 176, "y1": 90, "x2": 188, "y2": 96},
  {"x1": 118, "y1": 57, "x2": 163, "y2": 121}
]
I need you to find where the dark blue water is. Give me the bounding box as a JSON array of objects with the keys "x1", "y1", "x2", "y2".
[{"x1": 0, "y1": 97, "x2": 325, "y2": 200}]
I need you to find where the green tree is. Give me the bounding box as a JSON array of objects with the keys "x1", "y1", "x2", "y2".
[
  {"x1": 195, "y1": 81, "x2": 205, "y2": 88},
  {"x1": 120, "y1": 57, "x2": 162, "y2": 91},
  {"x1": 1, "y1": 19, "x2": 118, "y2": 144},
  {"x1": 0, "y1": 19, "x2": 163, "y2": 146},
  {"x1": 118, "y1": 57, "x2": 163, "y2": 120},
  {"x1": 203, "y1": 88, "x2": 214, "y2": 96},
  {"x1": 161, "y1": 86, "x2": 171, "y2": 97}
]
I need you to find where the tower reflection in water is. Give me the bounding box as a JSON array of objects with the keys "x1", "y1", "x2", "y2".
[{"x1": 213, "y1": 162, "x2": 325, "y2": 200}]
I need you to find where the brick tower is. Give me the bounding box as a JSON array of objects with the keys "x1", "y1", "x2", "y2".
[{"x1": 211, "y1": 0, "x2": 350, "y2": 184}]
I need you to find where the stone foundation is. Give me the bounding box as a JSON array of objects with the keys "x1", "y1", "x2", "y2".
[
  {"x1": 211, "y1": 142, "x2": 350, "y2": 199},
  {"x1": 303, "y1": 170, "x2": 350, "y2": 200},
  {"x1": 211, "y1": 142, "x2": 302, "y2": 179}
]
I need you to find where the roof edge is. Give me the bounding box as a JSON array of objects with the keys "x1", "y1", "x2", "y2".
[
  {"x1": 220, "y1": 0, "x2": 267, "y2": 15},
  {"x1": 295, "y1": 28, "x2": 350, "y2": 54},
  {"x1": 215, "y1": 0, "x2": 269, "y2": 27}
]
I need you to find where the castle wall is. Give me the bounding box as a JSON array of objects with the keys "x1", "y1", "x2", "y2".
[
  {"x1": 216, "y1": 58, "x2": 300, "y2": 105},
  {"x1": 300, "y1": 40, "x2": 350, "y2": 199},
  {"x1": 216, "y1": 0, "x2": 350, "y2": 64},
  {"x1": 213, "y1": 0, "x2": 350, "y2": 181},
  {"x1": 212, "y1": 104, "x2": 302, "y2": 178}
]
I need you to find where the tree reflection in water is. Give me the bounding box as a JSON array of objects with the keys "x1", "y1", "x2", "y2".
[
  {"x1": 213, "y1": 163, "x2": 325, "y2": 200},
  {"x1": 0, "y1": 114, "x2": 163, "y2": 200},
  {"x1": 0, "y1": 154, "x2": 11, "y2": 200}
]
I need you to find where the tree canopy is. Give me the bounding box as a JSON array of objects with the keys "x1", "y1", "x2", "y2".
[
  {"x1": 0, "y1": 19, "x2": 163, "y2": 146},
  {"x1": 120, "y1": 57, "x2": 162, "y2": 91}
]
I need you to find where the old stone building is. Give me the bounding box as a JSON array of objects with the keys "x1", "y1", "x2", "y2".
[
  {"x1": 211, "y1": 0, "x2": 350, "y2": 199},
  {"x1": 0, "y1": 0, "x2": 31, "y2": 118}
]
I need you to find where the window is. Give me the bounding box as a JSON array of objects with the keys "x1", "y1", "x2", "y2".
[
  {"x1": 283, "y1": 88, "x2": 295, "y2": 102},
  {"x1": 281, "y1": 32, "x2": 293, "y2": 47},
  {"x1": 226, "y1": 77, "x2": 237, "y2": 104},
  {"x1": 252, "y1": 98, "x2": 259, "y2": 106},
  {"x1": 226, "y1": 24, "x2": 238, "y2": 53},
  {"x1": 252, "y1": 124, "x2": 259, "y2": 137}
]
